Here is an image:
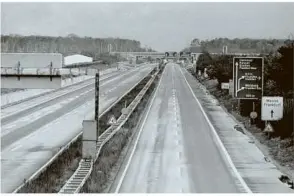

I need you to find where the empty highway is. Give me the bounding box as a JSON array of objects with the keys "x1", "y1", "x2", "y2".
[
  {"x1": 111, "y1": 63, "x2": 293, "y2": 193},
  {"x1": 112, "y1": 63, "x2": 243, "y2": 193}
]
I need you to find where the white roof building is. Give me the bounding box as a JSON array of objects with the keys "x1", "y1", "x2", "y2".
[{"x1": 64, "y1": 54, "x2": 93, "y2": 66}]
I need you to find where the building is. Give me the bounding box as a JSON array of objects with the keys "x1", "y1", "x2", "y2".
[{"x1": 64, "y1": 54, "x2": 93, "y2": 66}]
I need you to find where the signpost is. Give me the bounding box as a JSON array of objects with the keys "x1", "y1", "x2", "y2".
[
  {"x1": 261, "y1": 96, "x2": 283, "y2": 121},
  {"x1": 229, "y1": 79, "x2": 234, "y2": 96},
  {"x1": 221, "y1": 82, "x2": 230, "y2": 90},
  {"x1": 233, "y1": 57, "x2": 263, "y2": 99}
]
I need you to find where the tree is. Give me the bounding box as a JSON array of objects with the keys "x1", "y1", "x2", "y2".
[
  {"x1": 196, "y1": 51, "x2": 212, "y2": 73},
  {"x1": 1, "y1": 35, "x2": 149, "y2": 58},
  {"x1": 206, "y1": 55, "x2": 233, "y2": 90},
  {"x1": 266, "y1": 40, "x2": 294, "y2": 98}
]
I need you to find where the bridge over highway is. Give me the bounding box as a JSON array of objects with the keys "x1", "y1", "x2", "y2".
[{"x1": 110, "y1": 51, "x2": 261, "y2": 58}]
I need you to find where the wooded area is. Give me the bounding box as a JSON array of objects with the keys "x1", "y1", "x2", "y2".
[
  {"x1": 1, "y1": 34, "x2": 148, "y2": 59},
  {"x1": 195, "y1": 39, "x2": 294, "y2": 140},
  {"x1": 184, "y1": 38, "x2": 287, "y2": 54}
]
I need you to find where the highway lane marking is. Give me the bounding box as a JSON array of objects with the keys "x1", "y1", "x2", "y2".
[
  {"x1": 1, "y1": 67, "x2": 142, "y2": 120},
  {"x1": 2, "y1": 70, "x2": 151, "y2": 151},
  {"x1": 1, "y1": 91, "x2": 92, "y2": 137},
  {"x1": 178, "y1": 66, "x2": 252, "y2": 193},
  {"x1": 10, "y1": 144, "x2": 22, "y2": 152},
  {"x1": 114, "y1": 64, "x2": 166, "y2": 193},
  {"x1": 1, "y1": 68, "x2": 145, "y2": 135}
]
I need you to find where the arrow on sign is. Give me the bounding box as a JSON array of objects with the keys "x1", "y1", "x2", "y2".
[{"x1": 271, "y1": 110, "x2": 274, "y2": 118}]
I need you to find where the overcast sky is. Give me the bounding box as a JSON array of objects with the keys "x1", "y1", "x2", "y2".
[{"x1": 1, "y1": 2, "x2": 294, "y2": 51}]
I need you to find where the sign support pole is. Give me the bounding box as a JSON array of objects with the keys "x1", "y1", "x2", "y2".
[
  {"x1": 95, "y1": 72, "x2": 100, "y2": 140},
  {"x1": 252, "y1": 101, "x2": 255, "y2": 124},
  {"x1": 265, "y1": 120, "x2": 270, "y2": 139}
]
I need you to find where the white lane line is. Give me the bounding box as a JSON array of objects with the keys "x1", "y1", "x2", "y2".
[
  {"x1": 1, "y1": 68, "x2": 139, "y2": 120},
  {"x1": 178, "y1": 66, "x2": 252, "y2": 193},
  {"x1": 1, "y1": 89, "x2": 93, "y2": 137},
  {"x1": 114, "y1": 68, "x2": 165, "y2": 193},
  {"x1": 10, "y1": 144, "x2": 22, "y2": 152},
  {"x1": 1, "y1": 68, "x2": 142, "y2": 134}
]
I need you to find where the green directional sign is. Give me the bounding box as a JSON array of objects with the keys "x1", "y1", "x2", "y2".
[{"x1": 233, "y1": 57, "x2": 264, "y2": 99}]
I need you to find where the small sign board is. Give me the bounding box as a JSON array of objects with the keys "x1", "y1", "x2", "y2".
[
  {"x1": 221, "y1": 83, "x2": 230, "y2": 89},
  {"x1": 107, "y1": 115, "x2": 117, "y2": 125},
  {"x1": 250, "y1": 111, "x2": 258, "y2": 119},
  {"x1": 263, "y1": 122, "x2": 274, "y2": 133},
  {"x1": 261, "y1": 96, "x2": 283, "y2": 121},
  {"x1": 82, "y1": 120, "x2": 97, "y2": 159},
  {"x1": 121, "y1": 108, "x2": 128, "y2": 115}
]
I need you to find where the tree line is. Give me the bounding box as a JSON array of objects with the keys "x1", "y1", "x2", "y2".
[
  {"x1": 1, "y1": 34, "x2": 151, "y2": 60},
  {"x1": 195, "y1": 39, "x2": 293, "y2": 140},
  {"x1": 187, "y1": 38, "x2": 287, "y2": 54}
]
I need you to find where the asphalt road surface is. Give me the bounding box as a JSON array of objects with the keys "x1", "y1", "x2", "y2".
[{"x1": 113, "y1": 63, "x2": 242, "y2": 193}]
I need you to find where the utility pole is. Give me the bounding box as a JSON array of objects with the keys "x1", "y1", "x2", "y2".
[{"x1": 95, "y1": 72, "x2": 100, "y2": 137}]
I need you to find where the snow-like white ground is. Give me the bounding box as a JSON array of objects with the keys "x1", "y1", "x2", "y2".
[
  {"x1": 0, "y1": 64, "x2": 155, "y2": 193},
  {"x1": 1, "y1": 67, "x2": 118, "y2": 107}
]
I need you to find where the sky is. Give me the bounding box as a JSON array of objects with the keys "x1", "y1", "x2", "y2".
[{"x1": 1, "y1": 2, "x2": 294, "y2": 51}]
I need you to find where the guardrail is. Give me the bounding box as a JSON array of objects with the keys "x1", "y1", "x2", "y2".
[
  {"x1": 0, "y1": 67, "x2": 99, "y2": 76},
  {"x1": 12, "y1": 66, "x2": 156, "y2": 193},
  {"x1": 59, "y1": 68, "x2": 159, "y2": 193},
  {"x1": 63, "y1": 61, "x2": 104, "y2": 68}
]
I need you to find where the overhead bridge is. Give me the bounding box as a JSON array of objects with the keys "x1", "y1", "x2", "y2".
[
  {"x1": 110, "y1": 51, "x2": 261, "y2": 58},
  {"x1": 110, "y1": 52, "x2": 166, "y2": 58}
]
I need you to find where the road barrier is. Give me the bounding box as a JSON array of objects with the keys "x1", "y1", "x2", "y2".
[
  {"x1": 59, "y1": 69, "x2": 159, "y2": 193},
  {"x1": 12, "y1": 66, "x2": 157, "y2": 193}
]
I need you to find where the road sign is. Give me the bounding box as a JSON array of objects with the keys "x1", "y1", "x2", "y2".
[
  {"x1": 264, "y1": 122, "x2": 274, "y2": 133},
  {"x1": 107, "y1": 115, "x2": 117, "y2": 125},
  {"x1": 121, "y1": 108, "x2": 128, "y2": 115},
  {"x1": 221, "y1": 83, "x2": 230, "y2": 89},
  {"x1": 261, "y1": 96, "x2": 283, "y2": 121},
  {"x1": 250, "y1": 111, "x2": 258, "y2": 119},
  {"x1": 233, "y1": 57, "x2": 263, "y2": 99}
]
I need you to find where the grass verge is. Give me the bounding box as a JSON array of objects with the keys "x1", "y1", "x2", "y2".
[{"x1": 194, "y1": 74, "x2": 294, "y2": 182}]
